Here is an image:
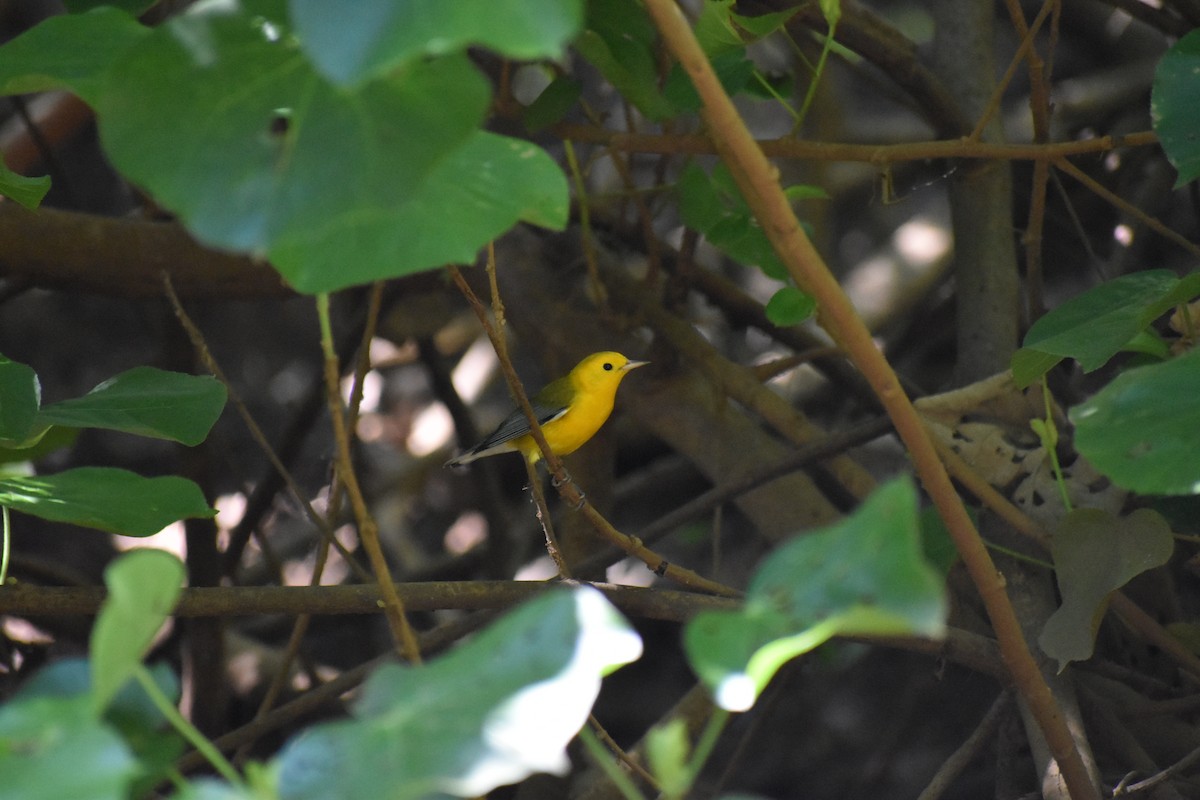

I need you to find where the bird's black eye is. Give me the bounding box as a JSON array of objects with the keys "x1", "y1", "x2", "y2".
[{"x1": 603, "y1": 362, "x2": 613, "y2": 371}]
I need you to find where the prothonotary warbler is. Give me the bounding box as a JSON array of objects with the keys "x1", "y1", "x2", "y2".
[{"x1": 446, "y1": 351, "x2": 648, "y2": 468}]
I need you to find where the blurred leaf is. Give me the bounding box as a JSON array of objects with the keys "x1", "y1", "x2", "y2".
[
  {"x1": 1039, "y1": 508, "x2": 1173, "y2": 670},
  {"x1": 0, "y1": 467, "x2": 214, "y2": 535},
  {"x1": 577, "y1": 0, "x2": 676, "y2": 120},
  {"x1": 0, "y1": 7, "x2": 148, "y2": 102},
  {"x1": 290, "y1": 0, "x2": 583, "y2": 86},
  {"x1": 684, "y1": 478, "x2": 947, "y2": 711},
  {"x1": 17, "y1": 658, "x2": 184, "y2": 791},
  {"x1": 91, "y1": 550, "x2": 186, "y2": 713},
  {"x1": 0, "y1": 356, "x2": 40, "y2": 446},
  {"x1": 274, "y1": 131, "x2": 568, "y2": 293},
  {"x1": 1153, "y1": 29, "x2": 1200, "y2": 186},
  {"x1": 1072, "y1": 346, "x2": 1200, "y2": 495},
  {"x1": 645, "y1": 719, "x2": 691, "y2": 798},
  {"x1": 0, "y1": 163, "x2": 49, "y2": 209},
  {"x1": 0, "y1": 693, "x2": 137, "y2": 800},
  {"x1": 524, "y1": 75, "x2": 582, "y2": 132},
  {"x1": 764, "y1": 285, "x2": 816, "y2": 326},
  {"x1": 918, "y1": 504, "x2": 960, "y2": 576},
  {"x1": 678, "y1": 162, "x2": 787, "y2": 279},
  {"x1": 663, "y1": 50, "x2": 757, "y2": 111},
  {"x1": 1012, "y1": 270, "x2": 1200, "y2": 387},
  {"x1": 37, "y1": 367, "x2": 226, "y2": 446},
  {"x1": 0, "y1": 3, "x2": 569, "y2": 293},
  {"x1": 99, "y1": 9, "x2": 487, "y2": 253},
  {"x1": 276, "y1": 587, "x2": 641, "y2": 799}
]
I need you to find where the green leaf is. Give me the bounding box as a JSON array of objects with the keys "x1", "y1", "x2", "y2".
[
  {"x1": 98, "y1": 9, "x2": 489, "y2": 254},
  {"x1": 1072, "y1": 346, "x2": 1200, "y2": 494},
  {"x1": 37, "y1": 367, "x2": 226, "y2": 446},
  {"x1": 0, "y1": 693, "x2": 137, "y2": 800},
  {"x1": 0, "y1": 7, "x2": 149, "y2": 103},
  {"x1": 764, "y1": 285, "x2": 816, "y2": 326},
  {"x1": 645, "y1": 720, "x2": 691, "y2": 798},
  {"x1": 684, "y1": 478, "x2": 946, "y2": 711},
  {"x1": 524, "y1": 75, "x2": 583, "y2": 132},
  {"x1": 678, "y1": 162, "x2": 787, "y2": 279},
  {"x1": 577, "y1": 0, "x2": 677, "y2": 120},
  {"x1": 1012, "y1": 270, "x2": 1200, "y2": 387},
  {"x1": 91, "y1": 550, "x2": 186, "y2": 712},
  {"x1": 0, "y1": 162, "x2": 50, "y2": 209},
  {"x1": 290, "y1": 0, "x2": 584, "y2": 86},
  {"x1": 276, "y1": 587, "x2": 641, "y2": 799},
  {"x1": 272, "y1": 130, "x2": 568, "y2": 293},
  {"x1": 1153, "y1": 29, "x2": 1200, "y2": 186},
  {"x1": 0, "y1": 356, "x2": 40, "y2": 446},
  {"x1": 1039, "y1": 508, "x2": 1173, "y2": 670},
  {"x1": 0, "y1": 467, "x2": 214, "y2": 535}
]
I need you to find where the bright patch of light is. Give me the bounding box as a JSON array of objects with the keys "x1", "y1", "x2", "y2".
[
  {"x1": 409, "y1": 338, "x2": 499, "y2": 456},
  {"x1": 114, "y1": 520, "x2": 187, "y2": 560},
  {"x1": 715, "y1": 673, "x2": 758, "y2": 712},
  {"x1": 454, "y1": 338, "x2": 500, "y2": 400},
  {"x1": 445, "y1": 511, "x2": 487, "y2": 555},
  {"x1": 408, "y1": 403, "x2": 454, "y2": 456},
  {"x1": 342, "y1": 369, "x2": 383, "y2": 413},
  {"x1": 606, "y1": 557, "x2": 657, "y2": 587},
  {"x1": 1113, "y1": 224, "x2": 1134, "y2": 246},
  {"x1": 894, "y1": 218, "x2": 951, "y2": 266},
  {"x1": 515, "y1": 555, "x2": 560, "y2": 581},
  {"x1": 215, "y1": 492, "x2": 247, "y2": 531}
]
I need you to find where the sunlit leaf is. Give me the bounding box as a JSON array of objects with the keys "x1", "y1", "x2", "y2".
[
  {"x1": 685, "y1": 478, "x2": 946, "y2": 711},
  {"x1": 277, "y1": 587, "x2": 641, "y2": 799}
]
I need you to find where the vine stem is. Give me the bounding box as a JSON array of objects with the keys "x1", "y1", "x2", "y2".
[
  {"x1": 640, "y1": 2, "x2": 1099, "y2": 799},
  {"x1": 315, "y1": 294, "x2": 421, "y2": 664}
]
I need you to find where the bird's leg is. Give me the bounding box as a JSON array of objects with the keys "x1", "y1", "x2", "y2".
[
  {"x1": 524, "y1": 457, "x2": 572, "y2": 579},
  {"x1": 550, "y1": 468, "x2": 588, "y2": 510}
]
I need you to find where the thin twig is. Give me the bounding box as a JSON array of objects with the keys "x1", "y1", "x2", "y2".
[
  {"x1": 917, "y1": 690, "x2": 1013, "y2": 800},
  {"x1": 315, "y1": 294, "x2": 421, "y2": 663},
  {"x1": 161, "y1": 273, "x2": 366, "y2": 578}
]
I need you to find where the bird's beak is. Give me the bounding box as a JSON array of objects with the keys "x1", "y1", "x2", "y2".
[{"x1": 623, "y1": 360, "x2": 649, "y2": 372}]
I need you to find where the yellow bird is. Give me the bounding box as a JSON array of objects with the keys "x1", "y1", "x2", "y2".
[{"x1": 446, "y1": 351, "x2": 648, "y2": 467}]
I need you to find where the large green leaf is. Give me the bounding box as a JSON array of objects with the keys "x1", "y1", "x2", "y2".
[
  {"x1": 0, "y1": 7, "x2": 148, "y2": 103},
  {"x1": 1012, "y1": 270, "x2": 1200, "y2": 387},
  {"x1": 290, "y1": 0, "x2": 583, "y2": 86},
  {"x1": 1153, "y1": 29, "x2": 1200, "y2": 186},
  {"x1": 0, "y1": 693, "x2": 137, "y2": 800},
  {"x1": 276, "y1": 587, "x2": 642, "y2": 799},
  {"x1": 0, "y1": 3, "x2": 569, "y2": 294},
  {"x1": 97, "y1": 9, "x2": 489, "y2": 257},
  {"x1": 37, "y1": 367, "x2": 226, "y2": 446},
  {"x1": 91, "y1": 550, "x2": 186, "y2": 713},
  {"x1": 0, "y1": 467, "x2": 214, "y2": 535},
  {"x1": 0, "y1": 356, "x2": 40, "y2": 446},
  {"x1": 684, "y1": 478, "x2": 947, "y2": 711},
  {"x1": 272, "y1": 130, "x2": 568, "y2": 293},
  {"x1": 1039, "y1": 508, "x2": 1173, "y2": 670},
  {"x1": 1072, "y1": 346, "x2": 1200, "y2": 495}
]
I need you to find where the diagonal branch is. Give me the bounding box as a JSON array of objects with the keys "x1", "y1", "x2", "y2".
[{"x1": 640, "y1": 2, "x2": 1100, "y2": 798}]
